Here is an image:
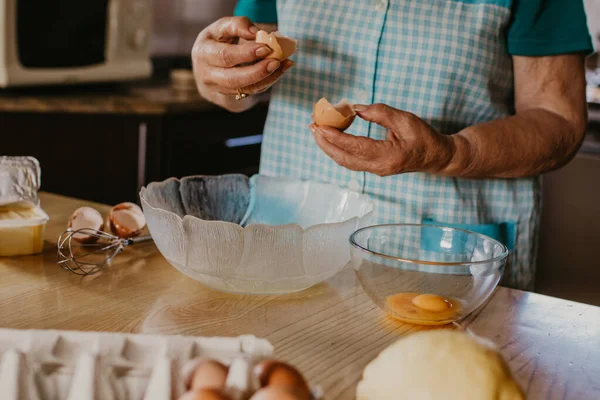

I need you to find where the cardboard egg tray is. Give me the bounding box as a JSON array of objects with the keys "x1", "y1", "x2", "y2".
[{"x1": 0, "y1": 328, "x2": 277, "y2": 400}]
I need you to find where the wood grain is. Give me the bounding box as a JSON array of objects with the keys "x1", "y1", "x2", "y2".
[{"x1": 0, "y1": 192, "x2": 598, "y2": 399}]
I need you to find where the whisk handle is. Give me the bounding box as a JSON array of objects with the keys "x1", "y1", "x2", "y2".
[{"x1": 127, "y1": 235, "x2": 153, "y2": 245}]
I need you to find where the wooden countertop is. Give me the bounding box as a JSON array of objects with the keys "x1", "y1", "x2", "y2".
[
  {"x1": 0, "y1": 78, "x2": 270, "y2": 115},
  {"x1": 1, "y1": 192, "x2": 599, "y2": 399}
]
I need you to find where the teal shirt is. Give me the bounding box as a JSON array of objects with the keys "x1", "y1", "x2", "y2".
[
  {"x1": 234, "y1": 0, "x2": 278, "y2": 24},
  {"x1": 235, "y1": 0, "x2": 593, "y2": 56}
]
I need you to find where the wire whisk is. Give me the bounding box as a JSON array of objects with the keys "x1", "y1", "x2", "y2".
[{"x1": 57, "y1": 228, "x2": 153, "y2": 276}]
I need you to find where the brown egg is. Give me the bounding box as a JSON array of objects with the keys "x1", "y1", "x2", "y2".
[
  {"x1": 106, "y1": 202, "x2": 146, "y2": 238},
  {"x1": 254, "y1": 360, "x2": 310, "y2": 400},
  {"x1": 190, "y1": 359, "x2": 229, "y2": 391},
  {"x1": 313, "y1": 98, "x2": 357, "y2": 131},
  {"x1": 178, "y1": 389, "x2": 232, "y2": 400},
  {"x1": 255, "y1": 30, "x2": 297, "y2": 61},
  {"x1": 385, "y1": 292, "x2": 461, "y2": 326},
  {"x1": 249, "y1": 387, "x2": 300, "y2": 400},
  {"x1": 67, "y1": 207, "x2": 104, "y2": 243}
]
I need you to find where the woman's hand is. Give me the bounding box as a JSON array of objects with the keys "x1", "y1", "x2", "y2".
[
  {"x1": 310, "y1": 104, "x2": 456, "y2": 176},
  {"x1": 192, "y1": 17, "x2": 293, "y2": 112},
  {"x1": 313, "y1": 55, "x2": 588, "y2": 179}
]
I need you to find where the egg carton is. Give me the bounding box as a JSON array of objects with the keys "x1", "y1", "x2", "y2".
[{"x1": 0, "y1": 328, "x2": 275, "y2": 400}]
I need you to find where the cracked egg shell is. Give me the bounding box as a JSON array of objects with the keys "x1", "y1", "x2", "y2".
[
  {"x1": 255, "y1": 30, "x2": 297, "y2": 61},
  {"x1": 106, "y1": 202, "x2": 146, "y2": 238},
  {"x1": 67, "y1": 207, "x2": 104, "y2": 243},
  {"x1": 313, "y1": 98, "x2": 356, "y2": 131}
]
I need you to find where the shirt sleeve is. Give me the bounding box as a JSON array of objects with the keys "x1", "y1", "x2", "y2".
[
  {"x1": 507, "y1": 0, "x2": 594, "y2": 56},
  {"x1": 234, "y1": 0, "x2": 278, "y2": 24}
]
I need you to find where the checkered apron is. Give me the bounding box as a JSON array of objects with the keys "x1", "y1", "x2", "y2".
[{"x1": 258, "y1": 0, "x2": 540, "y2": 290}]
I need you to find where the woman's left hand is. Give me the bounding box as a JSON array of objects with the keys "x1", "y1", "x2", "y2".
[{"x1": 310, "y1": 103, "x2": 456, "y2": 177}]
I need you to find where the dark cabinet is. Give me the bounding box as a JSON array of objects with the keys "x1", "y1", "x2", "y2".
[
  {"x1": 536, "y1": 117, "x2": 600, "y2": 306},
  {"x1": 162, "y1": 103, "x2": 268, "y2": 179},
  {"x1": 1, "y1": 91, "x2": 269, "y2": 205},
  {"x1": 1, "y1": 112, "x2": 161, "y2": 205}
]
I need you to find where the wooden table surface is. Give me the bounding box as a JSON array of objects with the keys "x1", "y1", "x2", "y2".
[
  {"x1": 1, "y1": 193, "x2": 599, "y2": 399},
  {"x1": 0, "y1": 79, "x2": 270, "y2": 115}
]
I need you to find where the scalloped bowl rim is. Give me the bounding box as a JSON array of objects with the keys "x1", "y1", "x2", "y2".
[{"x1": 139, "y1": 176, "x2": 375, "y2": 232}]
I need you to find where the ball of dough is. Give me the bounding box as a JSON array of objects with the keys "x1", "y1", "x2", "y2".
[{"x1": 356, "y1": 330, "x2": 525, "y2": 400}]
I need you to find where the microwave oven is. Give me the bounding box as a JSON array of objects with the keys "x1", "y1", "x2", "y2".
[{"x1": 0, "y1": 0, "x2": 152, "y2": 88}]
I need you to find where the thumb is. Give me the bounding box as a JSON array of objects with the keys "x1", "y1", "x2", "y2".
[{"x1": 353, "y1": 103, "x2": 399, "y2": 129}]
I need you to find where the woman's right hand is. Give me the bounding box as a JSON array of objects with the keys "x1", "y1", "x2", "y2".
[{"x1": 192, "y1": 17, "x2": 293, "y2": 111}]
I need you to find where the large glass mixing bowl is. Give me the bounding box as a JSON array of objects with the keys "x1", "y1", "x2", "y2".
[
  {"x1": 140, "y1": 174, "x2": 373, "y2": 294},
  {"x1": 350, "y1": 224, "x2": 509, "y2": 325}
]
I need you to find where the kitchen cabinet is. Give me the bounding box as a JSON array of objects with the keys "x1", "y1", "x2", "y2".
[
  {"x1": 0, "y1": 80, "x2": 269, "y2": 205},
  {"x1": 536, "y1": 120, "x2": 600, "y2": 306},
  {"x1": 1, "y1": 111, "x2": 162, "y2": 205},
  {"x1": 161, "y1": 104, "x2": 268, "y2": 179}
]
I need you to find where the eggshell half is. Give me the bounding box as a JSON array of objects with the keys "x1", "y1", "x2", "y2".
[
  {"x1": 67, "y1": 207, "x2": 104, "y2": 243},
  {"x1": 106, "y1": 202, "x2": 146, "y2": 238},
  {"x1": 313, "y1": 98, "x2": 357, "y2": 131},
  {"x1": 256, "y1": 31, "x2": 297, "y2": 61}
]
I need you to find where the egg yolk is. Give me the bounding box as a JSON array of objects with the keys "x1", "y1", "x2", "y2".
[
  {"x1": 412, "y1": 294, "x2": 452, "y2": 312},
  {"x1": 385, "y1": 292, "x2": 460, "y2": 326}
]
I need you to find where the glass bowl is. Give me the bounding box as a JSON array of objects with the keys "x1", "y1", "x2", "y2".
[
  {"x1": 350, "y1": 224, "x2": 508, "y2": 326},
  {"x1": 140, "y1": 174, "x2": 373, "y2": 294}
]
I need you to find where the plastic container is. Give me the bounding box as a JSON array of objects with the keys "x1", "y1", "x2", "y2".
[
  {"x1": 0, "y1": 204, "x2": 49, "y2": 256},
  {"x1": 0, "y1": 156, "x2": 41, "y2": 207}
]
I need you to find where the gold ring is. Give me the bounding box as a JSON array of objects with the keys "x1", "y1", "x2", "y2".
[{"x1": 235, "y1": 89, "x2": 248, "y2": 101}]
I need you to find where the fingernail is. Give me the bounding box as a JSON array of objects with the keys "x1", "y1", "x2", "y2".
[
  {"x1": 256, "y1": 46, "x2": 272, "y2": 57},
  {"x1": 267, "y1": 60, "x2": 281, "y2": 72},
  {"x1": 282, "y1": 60, "x2": 295, "y2": 72},
  {"x1": 353, "y1": 104, "x2": 367, "y2": 112},
  {"x1": 310, "y1": 124, "x2": 317, "y2": 133},
  {"x1": 249, "y1": 25, "x2": 259, "y2": 34}
]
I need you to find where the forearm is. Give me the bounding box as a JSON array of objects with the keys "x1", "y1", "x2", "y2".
[{"x1": 444, "y1": 109, "x2": 586, "y2": 179}]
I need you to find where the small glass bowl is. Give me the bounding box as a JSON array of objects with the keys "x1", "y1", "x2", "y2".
[{"x1": 349, "y1": 224, "x2": 509, "y2": 326}]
